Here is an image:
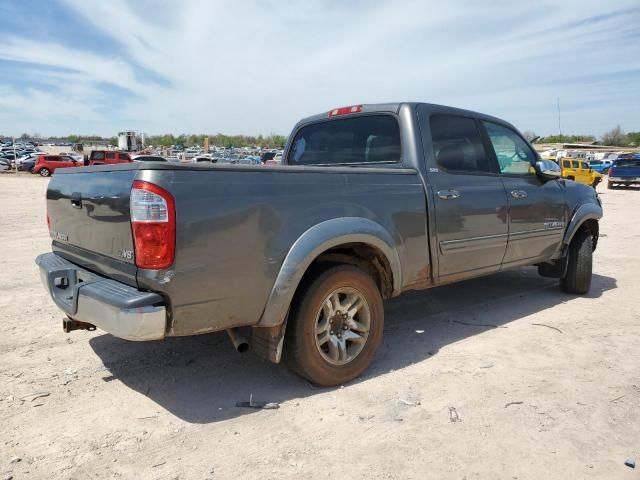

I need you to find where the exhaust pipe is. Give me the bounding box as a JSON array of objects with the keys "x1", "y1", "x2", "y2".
[
  {"x1": 63, "y1": 317, "x2": 96, "y2": 333},
  {"x1": 226, "y1": 328, "x2": 249, "y2": 353}
]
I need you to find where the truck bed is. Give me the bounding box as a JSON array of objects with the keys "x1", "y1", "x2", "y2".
[{"x1": 47, "y1": 163, "x2": 429, "y2": 336}]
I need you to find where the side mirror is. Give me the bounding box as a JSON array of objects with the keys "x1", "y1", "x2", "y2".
[{"x1": 535, "y1": 160, "x2": 561, "y2": 179}]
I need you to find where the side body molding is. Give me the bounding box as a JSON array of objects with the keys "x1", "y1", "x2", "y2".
[
  {"x1": 257, "y1": 217, "x2": 402, "y2": 327},
  {"x1": 562, "y1": 202, "x2": 602, "y2": 246}
]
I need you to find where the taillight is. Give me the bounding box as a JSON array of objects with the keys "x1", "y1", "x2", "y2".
[
  {"x1": 328, "y1": 105, "x2": 362, "y2": 117},
  {"x1": 130, "y1": 180, "x2": 175, "y2": 269}
]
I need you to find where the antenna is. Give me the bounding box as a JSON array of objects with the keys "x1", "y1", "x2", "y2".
[{"x1": 557, "y1": 97, "x2": 562, "y2": 137}]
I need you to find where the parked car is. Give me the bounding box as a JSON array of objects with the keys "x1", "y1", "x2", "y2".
[
  {"x1": 193, "y1": 155, "x2": 214, "y2": 163},
  {"x1": 265, "y1": 153, "x2": 283, "y2": 166},
  {"x1": 192, "y1": 154, "x2": 213, "y2": 163},
  {"x1": 260, "y1": 151, "x2": 276, "y2": 163},
  {"x1": 33, "y1": 154, "x2": 82, "y2": 177},
  {"x1": 559, "y1": 158, "x2": 602, "y2": 188},
  {"x1": 86, "y1": 150, "x2": 132, "y2": 166},
  {"x1": 608, "y1": 158, "x2": 640, "y2": 188},
  {"x1": 588, "y1": 159, "x2": 612, "y2": 174},
  {"x1": 238, "y1": 156, "x2": 261, "y2": 165},
  {"x1": 132, "y1": 155, "x2": 168, "y2": 162},
  {"x1": 0, "y1": 158, "x2": 10, "y2": 171},
  {"x1": 19, "y1": 158, "x2": 37, "y2": 172},
  {"x1": 36, "y1": 102, "x2": 602, "y2": 386}
]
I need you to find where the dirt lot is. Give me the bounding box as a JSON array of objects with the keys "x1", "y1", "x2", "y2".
[{"x1": 0, "y1": 174, "x2": 638, "y2": 479}]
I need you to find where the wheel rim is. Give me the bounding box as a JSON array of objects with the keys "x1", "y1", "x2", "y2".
[
  {"x1": 314, "y1": 287, "x2": 371, "y2": 366},
  {"x1": 41, "y1": 169, "x2": 50, "y2": 177}
]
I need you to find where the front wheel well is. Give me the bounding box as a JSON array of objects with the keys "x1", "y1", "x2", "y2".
[
  {"x1": 299, "y1": 243, "x2": 394, "y2": 300},
  {"x1": 579, "y1": 219, "x2": 599, "y2": 251}
]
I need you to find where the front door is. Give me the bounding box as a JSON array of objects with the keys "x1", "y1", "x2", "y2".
[
  {"x1": 420, "y1": 111, "x2": 509, "y2": 282},
  {"x1": 482, "y1": 121, "x2": 566, "y2": 266}
]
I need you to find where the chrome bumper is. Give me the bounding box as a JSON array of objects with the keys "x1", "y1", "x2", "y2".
[{"x1": 36, "y1": 252, "x2": 166, "y2": 341}]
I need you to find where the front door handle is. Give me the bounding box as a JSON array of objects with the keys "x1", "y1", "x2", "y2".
[
  {"x1": 510, "y1": 190, "x2": 527, "y2": 199},
  {"x1": 437, "y1": 189, "x2": 461, "y2": 200}
]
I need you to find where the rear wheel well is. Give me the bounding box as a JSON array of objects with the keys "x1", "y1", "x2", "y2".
[{"x1": 298, "y1": 243, "x2": 394, "y2": 300}]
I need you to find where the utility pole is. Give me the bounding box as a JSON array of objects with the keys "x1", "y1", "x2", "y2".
[{"x1": 13, "y1": 136, "x2": 17, "y2": 173}]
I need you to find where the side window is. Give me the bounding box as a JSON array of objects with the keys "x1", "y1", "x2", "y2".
[
  {"x1": 287, "y1": 115, "x2": 401, "y2": 166},
  {"x1": 571, "y1": 160, "x2": 579, "y2": 168},
  {"x1": 118, "y1": 153, "x2": 130, "y2": 160},
  {"x1": 105, "y1": 152, "x2": 116, "y2": 159},
  {"x1": 93, "y1": 151, "x2": 105, "y2": 160},
  {"x1": 429, "y1": 115, "x2": 490, "y2": 173},
  {"x1": 581, "y1": 162, "x2": 589, "y2": 169},
  {"x1": 483, "y1": 122, "x2": 537, "y2": 175},
  {"x1": 563, "y1": 160, "x2": 571, "y2": 168},
  {"x1": 46, "y1": 156, "x2": 58, "y2": 162}
]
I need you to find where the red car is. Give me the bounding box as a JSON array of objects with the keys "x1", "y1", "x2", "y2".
[
  {"x1": 87, "y1": 150, "x2": 132, "y2": 166},
  {"x1": 33, "y1": 154, "x2": 82, "y2": 177}
]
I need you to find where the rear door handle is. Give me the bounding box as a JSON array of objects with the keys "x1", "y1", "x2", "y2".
[
  {"x1": 437, "y1": 189, "x2": 461, "y2": 200},
  {"x1": 510, "y1": 190, "x2": 527, "y2": 199}
]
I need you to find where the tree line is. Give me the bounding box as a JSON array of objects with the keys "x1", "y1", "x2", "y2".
[
  {"x1": 7, "y1": 126, "x2": 639, "y2": 148},
  {"x1": 523, "y1": 126, "x2": 640, "y2": 147}
]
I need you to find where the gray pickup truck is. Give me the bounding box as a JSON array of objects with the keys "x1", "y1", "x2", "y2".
[{"x1": 36, "y1": 102, "x2": 602, "y2": 385}]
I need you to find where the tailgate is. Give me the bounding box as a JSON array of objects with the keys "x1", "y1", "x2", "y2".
[{"x1": 47, "y1": 169, "x2": 138, "y2": 286}]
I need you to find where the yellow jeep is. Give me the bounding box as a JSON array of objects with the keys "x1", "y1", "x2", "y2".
[{"x1": 560, "y1": 158, "x2": 602, "y2": 188}]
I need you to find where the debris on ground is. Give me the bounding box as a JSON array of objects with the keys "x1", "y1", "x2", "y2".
[
  {"x1": 399, "y1": 399, "x2": 421, "y2": 407},
  {"x1": 624, "y1": 458, "x2": 635, "y2": 468},
  {"x1": 20, "y1": 392, "x2": 49, "y2": 402},
  {"x1": 504, "y1": 401, "x2": 524, "y2": 408},
  {"x1": 448, "y1": 406, "x2": 461, "y2": 422},
  {"x1": 236, "y1": 394, "x2": 279, "y2": 409},
  {"x1": 531, "y1": 323, "x2": 563, "y2": 334}
]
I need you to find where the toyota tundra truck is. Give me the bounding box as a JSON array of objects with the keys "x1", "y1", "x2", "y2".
[{"x1": 36, "y1": 102, "x2": 603, "y2": 386}]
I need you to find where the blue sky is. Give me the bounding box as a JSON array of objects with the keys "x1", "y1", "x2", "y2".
[{"x1": 0, "y1": 0, "x2": 638, "y2": 138}]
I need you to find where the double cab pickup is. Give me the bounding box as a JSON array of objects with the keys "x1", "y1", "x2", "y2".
[{"x1": 37, "y1": 103, "x2": 602, "y2": 385}]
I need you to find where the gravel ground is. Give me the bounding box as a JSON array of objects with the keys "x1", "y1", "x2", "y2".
[{"x1": 0, "y1": 173, "x2": 638, "y2": 479}]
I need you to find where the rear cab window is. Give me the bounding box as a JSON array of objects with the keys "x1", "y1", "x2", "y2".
[
  {"x1": 429, "y1": 115, "x2": 491, "y2": 173},
  {"x1": 287, "y1": 114, "x2": 401, "y2": 166}
]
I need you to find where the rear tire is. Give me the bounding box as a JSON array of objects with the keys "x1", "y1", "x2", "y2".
[
  {"x1": 284, "y1": 265, "x2": 384, "y2": 386},
  {"x1": 560, "y1": 228, "x2": 593, "y2": 294},
  {"x1": 39, "y1": 168, "x2": 50, "y2": 177}
]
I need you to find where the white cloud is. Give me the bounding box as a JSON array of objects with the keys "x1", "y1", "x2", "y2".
[{"x1": 0, "y1": 0, "x2": 638, "y2": 137}]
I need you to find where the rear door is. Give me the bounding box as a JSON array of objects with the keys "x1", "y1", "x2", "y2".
[
  {"x1": 481, "y1": 121, "x2": 565, "y2": 266},
  {"x1": 419, "y1": 111, "x2": 509, "y2": 282}
]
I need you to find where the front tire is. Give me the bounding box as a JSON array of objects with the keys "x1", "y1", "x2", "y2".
[
  {"x1": 39, "y1": 168, "x2": 51, "y2": 177},
  {"x1": 560, "y1": 228, "x2": 593, "y2": 294},
  {"x1": 284, "y1": 265, "x2": 384, "y2": 386}
]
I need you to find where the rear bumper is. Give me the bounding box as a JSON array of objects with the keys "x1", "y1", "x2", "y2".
[
  {"x1": 609, "y1": 177, "x2": 640, "y2": 183},
  {"x1": 35, "y1": 252, "x2": 166, "y2": 341}
]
